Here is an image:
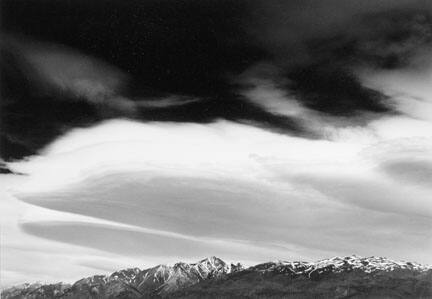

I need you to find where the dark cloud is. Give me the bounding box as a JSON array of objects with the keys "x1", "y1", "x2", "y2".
[{"x1": 2, "y1": 0, "x2": 432, "y2": 161}]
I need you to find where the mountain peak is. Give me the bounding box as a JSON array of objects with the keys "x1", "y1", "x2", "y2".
[
  {"x1": 195, "y1": 256, "x2": 226, "y2": 269},
  {"x1": 199, "y1": 256, "x2": 223, "y2": 264}
]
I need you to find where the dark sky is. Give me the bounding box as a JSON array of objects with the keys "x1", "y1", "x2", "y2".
[{"x1": 2, "y1": 0, "x2": 432, "y2": 161}]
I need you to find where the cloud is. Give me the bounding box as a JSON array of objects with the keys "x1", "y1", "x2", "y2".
[
  {"x1": 358, "y1": 62, "x2": 432, "y2": 122},
  {"x1": 239, "y1": 0, "x2": 432, "y2": 119},
  {"x1": 14, "y1": 169, "x2": 432, "y2": 266},
  {"x1": 379, "y1": 159, "x2": 432, "y2": 188},
  {"x1": 17, "y1": 174, "x2": 307, "y2": 242},
  {"x1": 7, "y1": 120, "x2": 432, "y2": 267},
  {"x1": 252, "y1": 0, "x2": 432, "y2": 66},
  {"x1": 17, "y1": 40, "x2": 128, "y2": 101},
  {"x1": 19, "y1": 220, "x2": 302, "y2": 261},
  {"x1": 4, "y1": 0, "x2": 432, "y2": 162},
  {"x1": 290, "y1": 174, "x2": 432, "y2": 217},
  {"x1": 7, "y1": 119, "x2": 359, "y2": 193},
  {"x1": 134, "y1": 96, "x2": 200, "y2": 108},
  {"x1": 0, "y1": 37, "x2": 303, "y2": 162}
]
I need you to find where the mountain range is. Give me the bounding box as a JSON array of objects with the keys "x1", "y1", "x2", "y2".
[{"x1": 2, "y1": 255, "x2": 432, "y2": 298}]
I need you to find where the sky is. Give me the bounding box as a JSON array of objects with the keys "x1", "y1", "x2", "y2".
[{"x1": 1, "y1": 0, "x2": 432, "y2": 288}]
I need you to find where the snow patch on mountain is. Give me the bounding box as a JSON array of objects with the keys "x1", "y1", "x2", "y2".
[{"x1": 253, "y1": 255, "x2": 432, "y2": 278}]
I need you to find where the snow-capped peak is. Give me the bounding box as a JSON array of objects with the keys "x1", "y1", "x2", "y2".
[
  {"x1": 309, "y1": 255, "x2": 431, "y2": 274},
  {"x1": 255, "y1": 255, "x2": 432, "y2": 277}
]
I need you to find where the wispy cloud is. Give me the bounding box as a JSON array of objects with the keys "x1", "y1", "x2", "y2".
[{"x1": 3, "y1": 113, "x2": 430, "y2": 284}]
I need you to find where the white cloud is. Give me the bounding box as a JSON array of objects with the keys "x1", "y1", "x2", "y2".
[{"x1": 8, "y1": 119, "x2": 364, "y2": 194}]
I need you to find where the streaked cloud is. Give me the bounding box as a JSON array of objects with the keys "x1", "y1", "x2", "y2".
[{"x1": 2, "y1": 115, "x2": 430, "y2": 286}]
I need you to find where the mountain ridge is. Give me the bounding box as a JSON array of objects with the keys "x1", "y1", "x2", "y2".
[{"x1": 2, "y1": 255, "x2": 432, "y2": 298}]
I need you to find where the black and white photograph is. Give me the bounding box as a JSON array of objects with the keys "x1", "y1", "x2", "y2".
[{"x1": 1, "y1": 0, "x2": 432, "y2": 298}]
